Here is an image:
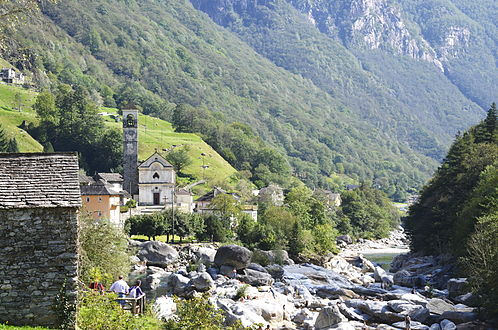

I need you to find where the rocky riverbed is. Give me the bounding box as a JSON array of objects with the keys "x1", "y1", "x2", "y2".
[{"x1": 127, "y1": 231, "x2": 489, "y2": 329}]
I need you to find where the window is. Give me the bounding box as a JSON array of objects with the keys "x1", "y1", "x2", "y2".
[
  {"x1": 98, "y1": 197, "x2": 102, "y2": 202},
  {"x1": 153, "y1": 172, "x2": 160, "y2": 179},
  {"x1": 86, "y1": 197, "x2": 90, "y2": 202},
  {"x1": 97, "y1": 211, "x2": 102, "y2": 217}
]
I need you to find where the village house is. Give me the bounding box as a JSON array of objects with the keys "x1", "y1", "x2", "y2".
[
  {"x1": 0, "y1": 153, "x2": 80, "y2": 327},
  {"x1": 195, "y1": 187, "x2": 258, "y2": 221},
  {"x1": 0, "y1": 68, "x2": 25, "y2": 84},
  {"x1": 80, "y1": 183, "x2": 122, "y2": 226}
]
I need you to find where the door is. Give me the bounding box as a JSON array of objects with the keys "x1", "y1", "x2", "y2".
[{"x1": 153, "y1": 192, "x2": 160, "y2": 205}]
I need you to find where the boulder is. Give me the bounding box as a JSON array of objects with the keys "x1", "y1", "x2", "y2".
[
  {"x1": 247, "y1": 263, "x2": 268, "y2": 273},
  {"x1": 439, "y1": 311, "x2": 478, "y2": 324},
  {"x1": 453, "y1": 293, "x2": 479, "y2": 307},
  {"x1": 265, "y1": 264, "x2": 285, "y2": 280},
  {"x1": 427, "y1": 298, "x2": 456, "y2": 315},
  {"x1": 429, "y1": 324, "x2": 441, "y2": 330},
  {"x1": 214, "y1": 245, "x2": 252, "y2": 269},
  {"x1": 336, "y1": 235, "x2": 353, "y2": 245},
  {"x1": 314, "y1": 305, "x2": 347, "y2": 330},
  {"x1": 191, "y1": 246, "x2": 217, "y2": 265},
  {"x1": 394, "y1": 270, "x2": 425, "y2": 288},
  {"x1": 136, "y1": 241, "x2": 179, "y2": 267},
  {"x1": 447, "y1": 278, "x2": 469, "y2": 298},
  {"x1": 440, "y1": 319, "x2": 457, "y2": 330},
  {"x1": 360, "y1": 274, "x2": 375, "y2": 287},
  {"x1": 168, "y1": 273, "x2": 190, "y2": 295},
  {"x1": 358, "y1": 255, "x2": 376, "y2": 273},
  {"x1": 190, "y1": 272, "x2": 215, "y2": 292},
  {"x1": 237, "y1": 269, "x2": 274, "y2": 286},
  {"x1": 153, "y1": 296, "x2": 176, "y2": 320},
  {"x1": 353, "y1": 299, "x2": 404, "y2": 323},
  {"x1": 316, "y1": 286, "x2": 357, "y2": 299},
  {"x1": 292, "y1": 308, "x2": 315, "y2": 325}
]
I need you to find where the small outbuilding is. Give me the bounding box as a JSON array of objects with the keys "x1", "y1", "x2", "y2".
[{"x1": 0, "y1": 153, "x2": 81, "y2": 327}]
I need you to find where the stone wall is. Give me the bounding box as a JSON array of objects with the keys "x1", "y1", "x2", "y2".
[{"x1": 0, "y1": 207, "x2": 79, "y2": 327}]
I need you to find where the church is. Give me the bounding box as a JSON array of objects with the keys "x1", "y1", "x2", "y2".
[{"x1": 122, "y1": 107, "x2": 178, "y2": 207}]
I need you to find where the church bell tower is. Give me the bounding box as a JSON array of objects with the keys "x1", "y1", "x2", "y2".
[{"x1": 122, "y1": 107, "x2": 139, "y2": 196}]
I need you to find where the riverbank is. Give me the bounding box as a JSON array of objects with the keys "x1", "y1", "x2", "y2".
[{"x1": 127, "y1": 232, "x2": 488, "y2": 329}]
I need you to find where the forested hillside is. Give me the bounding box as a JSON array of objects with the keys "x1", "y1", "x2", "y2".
[
  {"x1": 2, "y1": 0, "x2": 495, "y2": 197},
  {"x1": 406, "y1": 104, "x2": 498, "y2": 316}
]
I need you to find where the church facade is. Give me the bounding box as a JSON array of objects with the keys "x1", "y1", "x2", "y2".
[{"x1": 138, "y1": 152, "x2": 176, "y2": 206}]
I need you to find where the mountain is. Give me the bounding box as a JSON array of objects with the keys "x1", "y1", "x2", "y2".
[{"x1": 2, "y1": 0, "x2": 495, "y2": 196}]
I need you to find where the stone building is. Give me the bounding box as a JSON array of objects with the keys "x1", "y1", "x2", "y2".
[
  {"x1": 0, "y1": 68, "x2": 25, "y2": 84},
  {"x1": 123, "y1": 107, "x2": 139, "y2": 197},
  {"x1": 138, "y1": 152, "x2": 175, "y2": 206},
  {"x1": 0, "y1": 153, "x2": 80, "y2": 327}
]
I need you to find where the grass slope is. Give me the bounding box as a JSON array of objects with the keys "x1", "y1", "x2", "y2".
[
  {"x1": 103, "y1": 108, "x2": 237, "y2": 186},
  {"x1": 0, "y1": 84, "x2": 42, "y2": 152}
]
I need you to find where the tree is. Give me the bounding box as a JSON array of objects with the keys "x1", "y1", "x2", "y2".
[
  {"x1": 166, "y1": 146, "x2": 192, "y2": 173},
  {"x1": 0, "y1": 124, "x2": 8, "y2": 152},
  {"x1": 32, "y1": 85, "x2": 122, "y2": 174},
  {"x1": 7, "y1": 138, "x2": 19, "y2": 152},
  {"x1": 79, "y1": 214, "x2": 131, "y2": 287}
]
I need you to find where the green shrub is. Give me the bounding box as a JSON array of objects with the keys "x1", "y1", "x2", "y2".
[
  {"x1": 164, "y1": 294, "x2": 248, "y2": 329},
  {"x1": 77, "y1": 291, "x2": 162, "y2": 330}
]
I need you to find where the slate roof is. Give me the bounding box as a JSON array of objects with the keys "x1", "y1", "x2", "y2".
[
  {"x1": 80, "y1": 183, "x2": 120, "y2": 196},
  {"x1": 96, "y1": 172, "x2": 123, "y2": 183},
  {"x1": 0, "y1": 153, "x2": 81, "y2": 209}
]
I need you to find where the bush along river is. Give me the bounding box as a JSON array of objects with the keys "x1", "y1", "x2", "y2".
[{"x1": 126, "y1": 228, "x2": 490, "y2": 329}]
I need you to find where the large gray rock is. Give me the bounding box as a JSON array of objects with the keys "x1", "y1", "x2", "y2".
[
  {"x1": 394, "y1": 270, "x2": 425, "y2": 288},
  {"x1": 351, "y1": 299, "x2": 404, "y2": 323},
  {"x1": 214, "y1": 245, "x2": 252, "y2": 269},
  {"x1": 153, "y1": 296, "x2": 176, "y2": 321},
  {"x1": 136, "y1": 241, "x2": 179, "y2": 267},
  {"x1": 336, "y1": 235, "x2": 353, "y2": 245},
  {"x1": 447, "y1": 278, "x2": 469, "y2": 298},
  {"x1": 314, "y1": 305, "x2": 347, "y2": 330},
  {"x1": 191, "y1": 246, "x2": 217, "y2": 265},
  {"x1": 247, "y1": 263, "x2": 268, "y2": 273},
  {"x1": 427, "y1": 298, "x2": 457, "y2": 315},
  {"x1": 237, "y1": 269, "x2": 274, "y2": 286},
  {"x1": 439, "y1": 311, "x2": 478, "y2": 324},
  {"x1": 190, "y1": 272, "x2": 215, "y2": 292},
  {"x1": 440, "y1": 319, "x2": 457, "y2": 330},
  {"x1": 168, "y1": 273, "x2": 190, "y2": 295},
  {"x1": 265, "y1": 264, "x2": 285, "y2": 280},
  {"x1": 453, "y1": 293, "x2": 479, "y2": 307}
]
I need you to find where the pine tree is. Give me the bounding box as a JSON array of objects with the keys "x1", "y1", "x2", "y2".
[
  {"x1": 0, "y1": 125, "x2": 9, "y2": 152},
  {"x1": 6, "y1": 138, "x2": 19, "y2": 152}
]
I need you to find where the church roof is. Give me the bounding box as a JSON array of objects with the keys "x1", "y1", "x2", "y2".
[
  {"x1": 97, "y1": 172, "x2": 123, "y2": 183},
  {"x1": 138, "y1": 151, "x2": 173, "y2": 169},
  {"x1": 0, "y1": 153, "x2": 81, "y2": 209}
]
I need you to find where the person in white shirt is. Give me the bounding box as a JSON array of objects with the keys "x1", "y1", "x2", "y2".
[{"x1": 109, "y1": 275, "x2": 129, "y2": 304}]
